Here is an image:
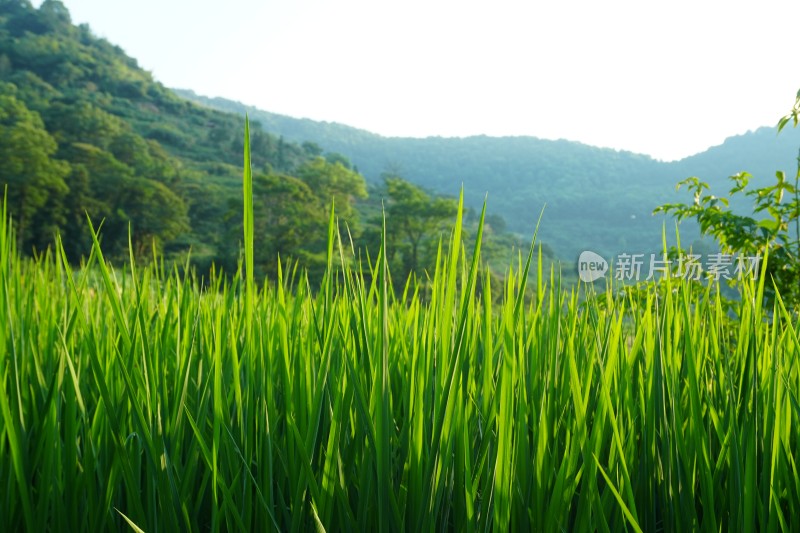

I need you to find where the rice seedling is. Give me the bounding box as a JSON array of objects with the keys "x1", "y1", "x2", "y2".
[{"x1": 0, "y1": 127, "x2": 799, "y2": 531}]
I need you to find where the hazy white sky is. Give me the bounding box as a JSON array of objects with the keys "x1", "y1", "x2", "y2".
[{"x1": 40, "y1": 0, "x2": 800, "y2": 161}]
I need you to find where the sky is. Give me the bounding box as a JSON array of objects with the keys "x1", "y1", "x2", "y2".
[{"x1": 37, "y1": 0, "x2": 800, "y2": 161}]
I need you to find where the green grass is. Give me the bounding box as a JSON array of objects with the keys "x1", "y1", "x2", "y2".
[{"x1": 1, "y1": 132, "x2": 799, "y2": 532}]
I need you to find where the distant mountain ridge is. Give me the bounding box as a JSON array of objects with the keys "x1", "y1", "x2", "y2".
[
  {"x1": 16, "y1": 0, "x2": 799, "y2": 276},
  {"x1": 176, "y1": 89, "x2": 800, "y2": 260},
  {"x1": 175, "y1": 89, "x2": 658, "y2": 177}
]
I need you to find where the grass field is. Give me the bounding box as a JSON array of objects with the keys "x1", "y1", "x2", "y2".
[{"x1": 1, "y1": 128, "x2": 799, "y2": 532}]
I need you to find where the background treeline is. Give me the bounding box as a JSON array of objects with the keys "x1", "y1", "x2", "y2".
[
  {"x1": 2, "y1": 0, "x2": 522, "y2": 287},
  {"x1": 5, "y1": 0, "x2": 798, "y2": 286},
  {"x1": 179, "y1": 92, "x2": 800, "y2": 262}
]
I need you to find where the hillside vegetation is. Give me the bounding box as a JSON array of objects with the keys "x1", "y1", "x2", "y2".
[
  {"x1": 0, "y1": 0, "x2": 321, "y2": 266},
  {"x1": 180, "y1": 91, "x2": 800, "y2": 260},
  {"x1": 2, "y1": 0, "x2": 511, "y2": 285},
  {"x1": 4, "y1": 0, "x2": 800, "y2": 279}
]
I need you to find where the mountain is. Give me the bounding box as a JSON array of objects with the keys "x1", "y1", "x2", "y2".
[
  {"x1": 672, "y1": 127, "x2": 800, "y2": 185},
  {"x1": 4, "y1": 0, "x2": 798, "y2": 274},
  {"x1": 178, "y1": 90, "x2": 800, "y2": 260},
  {"x1": 0, "y1": 0, "x2": 318, "y2": 268},
  {"x1": 1, "y1": 1, "x2": 526, "y2": 287}
]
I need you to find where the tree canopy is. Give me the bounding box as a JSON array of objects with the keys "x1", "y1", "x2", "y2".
[{"x1": 0, "y1": 0, "x2": 519, "y2": 286}]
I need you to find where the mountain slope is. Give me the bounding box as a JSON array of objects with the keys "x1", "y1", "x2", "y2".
[
  {"x1": 0, "y1": 0, "x2": 316, "y2": 263},
  {"x1": 5, "y1": 0, "x2": 797, "y2": 267},
  {"x1": 672, "y1": 126, "x2": 800, "y2": 185},
  {"x1": 178, "y1": 90, "x2": 800, "y2": 260},
  {"x1": 4, "y1": 1, "x2": 507, "y2": 286}
]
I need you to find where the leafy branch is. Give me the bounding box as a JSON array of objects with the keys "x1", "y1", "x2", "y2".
[{"x1": 654, "y1": 91, "x2": 800, "y2": 310}]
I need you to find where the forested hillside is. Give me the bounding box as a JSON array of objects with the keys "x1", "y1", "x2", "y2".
[
  {"x1": 0, "y1": 0, "x2": 323, "y2": 267},
  {"x1": 0, "y1": 0, "x2": 519, "y2": 285},
  {"x1": 5, "y1": 0, "x2": 799, "y2": 276},
  {"x1": 181, "y1": 90, "x2": 800, "y2": 260}
]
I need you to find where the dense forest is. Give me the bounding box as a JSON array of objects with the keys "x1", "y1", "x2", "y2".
[
  {"x1": 1, "y1": 0, "x2": 515, "y2": 285},
  {"x1": 0, "y1": 0, "x2": 308, "y2": 264}
]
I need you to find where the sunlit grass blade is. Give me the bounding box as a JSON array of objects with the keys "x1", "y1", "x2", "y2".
[{"x1": 2, "y1": 128, "x2": 800, "y2": 532}]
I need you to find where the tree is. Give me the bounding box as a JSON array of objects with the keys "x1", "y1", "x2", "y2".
[
  {"x1": 109, "y1": 132, "x2": 179, "y2": 184},
  {"x1": 301, "y1": 141, "x2": 323, "y2": 157},
  {"x1": 0, "y1": 3, "x2": 320, "y2": 267},
  {"x1": 295, "y1": 156, "x2": 367, "y2": 230},
  {"x1": 37, "y1": 1, "x2": 72, "y2": 33},
  {"x1": 59, "y1": 163, "x2": 94, "y2": 261},
  {"x1": 60, "y1": 142, "x2": 189, "y2": 258},
  {"x1": 220, "y1": 171, "x2": 327, "y2": 279},
  {"x1": 655, "y1": 90, "x2": 800, "y2": 311},
  {"x1": 120, "y1": 177, "x2": 189, "y2": 257},
  {"x1": 61, "y1": 141, "x2": 132, "y2": 252},
  {"x1": 253, "y1": 172, "x2": 322, "y2": 266},
  {"x1": 0, "y1": 92, "x2": 69, "y2": 251},
  {"x1": 44, "y1": 99, "x2": 126, "y2": 149},
  {"x1": 324, "y1": 151, "x2": 352, "y2": 169},
  {"x1": 375, "y1": 174, "x2": 458, "y2": 279}
]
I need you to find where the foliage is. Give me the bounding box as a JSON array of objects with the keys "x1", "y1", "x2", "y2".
[
  {"x1": 1, "y1": 153, "x2": 799, "y2": 531},
  {"x1": 0, "y1": 0, "x2": 313, "y2": 265},
  {"x1": 216, "y1": 154, "x2": 369, "y2": 280},
  {"x1": 295, "y1": 155, "x2": 367, "y2": 228},
  {"x1": 356, "y1": 174, "x2": 459, "y2": 288},
  {"x1": 383, "y1": 174, "x2": 458, "y2": 272},
  {"x1": 178, "y1": 89, "x2": 800, "y2": 261},
  {"x1": 1, "y1": 1, "x2": 496, "y2": 287},
  {"x1": 0, "y1": 88, "x2": 69, "y2": 250},
  {"x1": 655, "y1": 91, "x2": 800, "y2": 310}
]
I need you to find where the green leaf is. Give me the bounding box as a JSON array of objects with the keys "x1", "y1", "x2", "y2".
[{"x1": 758, "y1": 218, "x2": 779, "y2": 233}]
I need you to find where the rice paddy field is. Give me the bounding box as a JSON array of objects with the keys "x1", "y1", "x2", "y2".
[{"x1": 2, "y1": 131, "x2": 800, "y2": 532}]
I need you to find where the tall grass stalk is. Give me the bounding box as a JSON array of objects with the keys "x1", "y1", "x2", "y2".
[{"x1": 0, "y1": 131, "x2": 799, "y2": 531}]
